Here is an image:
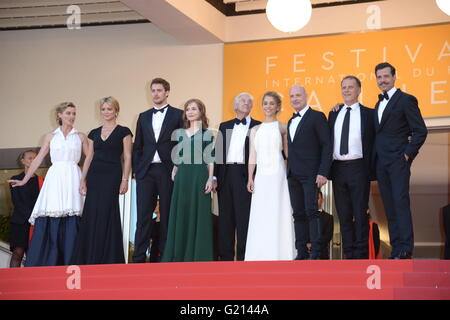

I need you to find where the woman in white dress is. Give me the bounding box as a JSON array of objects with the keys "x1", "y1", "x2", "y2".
[
  {"x1": 8, "y1": 102, "x2": 88, "y2": 266},
  {"x1": 245, "y1": 91, "x2": 295, "y2": 261}
]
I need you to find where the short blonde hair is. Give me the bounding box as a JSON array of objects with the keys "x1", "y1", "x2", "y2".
[
  {"x1": 55, "y1": 102, "x2": 76, "y2": 125},
  {"x1": 100, "y1": 96, "x2": 120, "y2": 115}
]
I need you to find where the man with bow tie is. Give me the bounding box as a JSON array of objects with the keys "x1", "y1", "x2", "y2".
[
  {"x1": 132, "y1": 78, "x2": 183, "y2": 263},
  {"x1": 328, "y1": 75, "x2": 375, "y2": 259},
  {"x1": 214, "y1": 92, "x2": 261, "y2": 261},
  {"x1": 373, "y1": 62, "x2": 427, "y2": 259},
  {"x1": 287, "y1": 85, "x2": 332, "y2": 260}
]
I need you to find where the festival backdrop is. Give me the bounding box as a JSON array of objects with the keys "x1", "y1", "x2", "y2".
[{"x1": 223, "y1": 23, "x2": 450, "y2": 122}]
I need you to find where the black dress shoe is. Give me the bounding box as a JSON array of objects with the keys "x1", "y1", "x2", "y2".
[{"x1": 295, "y1": 254, "x2": 309, "y2": 260}]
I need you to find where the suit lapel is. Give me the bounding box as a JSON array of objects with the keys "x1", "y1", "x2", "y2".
[
  {"x1": 377, "y1": 89, "x2": 402, "y2": 132},
  {"x1": 157, "y1": 104, "x2": 173, "y2": 142},
  {"x1": 293, "y1": 107, "x2": 312, "y2": 142},
  {"x1": 223, "y1": 120, "x2": 235, "y2": 162},
  {"x1": 360, "y1": 105, "x2": 367, "y2": 140},
  {"x1": 287, "y1": 118, "x2": 293, "y2": 144},
  {"x1": 143, "y1": 109, "x2": 157, "y2": 143},
  {"x1": 330, "y1": 105, "x2": 343, "y2": 143}
]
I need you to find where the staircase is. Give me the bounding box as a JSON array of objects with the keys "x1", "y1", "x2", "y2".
[{"x1": 0, "y1": 260, "x2": 449, "y2": 300}]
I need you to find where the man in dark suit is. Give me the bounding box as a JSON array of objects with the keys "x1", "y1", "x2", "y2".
[
  {"x1": 287, "y1": 85, "x2": 332, "y2": 260},
  {"x1": 374, "y1": 62, "x2": 427, "y2": 259},
  {"x1": 328, "y1": 75, "x2": 375, "y2": 259},
  {"x1": 214, "y1": 92, "x2": 261, "y2": 261},
  {"x1": 132, "y1": 78, "x2": 183, "y2": 263}
]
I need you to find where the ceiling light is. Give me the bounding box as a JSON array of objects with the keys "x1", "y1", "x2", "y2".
[
  {"x1": 266, "y1": 0, "x2": 312, "y2": 33},
  {"x1": 436, "y1": 0, "x2": 450, "y2": 16}
]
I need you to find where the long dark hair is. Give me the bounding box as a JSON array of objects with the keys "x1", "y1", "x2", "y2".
[{"x1": 182, "y1": 98, "x2": 209, "y2": 129}]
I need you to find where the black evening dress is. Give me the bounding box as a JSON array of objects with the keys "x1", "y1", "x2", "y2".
[{"x1": 72, "y1": 125, "x2": 132, "y2": 265}]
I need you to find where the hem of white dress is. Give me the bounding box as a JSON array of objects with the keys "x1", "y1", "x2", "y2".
[{"x1": 29, "y1": 211, "x2": 82, "y2": 225}]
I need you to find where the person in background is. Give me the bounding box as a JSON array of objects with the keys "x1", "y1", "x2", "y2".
[
  {"x1": 306, "y1": 190, "x2": 334, "y2": 260},
  {"x1": 149, "y1": 200, "x2": 161, "y2": 262},
  {"x1": 8, "y1": 150, "x2": 43, "y2": 267}
]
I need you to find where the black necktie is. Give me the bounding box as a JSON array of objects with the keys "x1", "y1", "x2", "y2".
[
  {"x1": 235, "y1": 118, "x2": 247, "y2": 125},
  {"x1": 291, "y1": 112, "x2": 301, "y2": 119},
  {"x1": 378, "y1": 92, "x2": 389, "y2": 101},
  {"x1": 340, "y1": 107, "x2": 351, "y2": 155},
  {"x1": 153, "y1": 106, "x2": 167, "y2": 114}
]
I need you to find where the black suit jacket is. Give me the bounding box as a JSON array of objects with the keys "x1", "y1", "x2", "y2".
[
  {"x1": 374, "y1": 89, "x2": 427, "y2": 165},
  {"x1": 213, "y1": 117, "x2": 261, "y2": 186},
  {"x1": 132, "y1": 105, "x2": 183, "y2": 180},
  {"x1": 328, "y1": 103, "x2": 375, "y2": 180},
  {"x1": 287, "y1": 107, "x2": 332, "y2": 178}
]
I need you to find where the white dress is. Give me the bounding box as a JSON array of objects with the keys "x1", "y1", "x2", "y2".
[
  {"x1": 29, "y1": 127, "x2": 84, "y2": 225},
  {"x1": 244, "y1": 121, "x2": 295, "y2": 261}
]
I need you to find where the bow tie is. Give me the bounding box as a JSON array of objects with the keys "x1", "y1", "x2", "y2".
[
  {"x1": 153, "y1": 106, "x2": 167, "y2": 114},
  {"x1": 235, "y1": 118, "x2": 247, "y2": 125},
  {"x1": 291, "y1": 112, "x2": 301, "y2": 119},
  {"x1": 378, "y1": 92, "x2": 389, "y2": 101}
]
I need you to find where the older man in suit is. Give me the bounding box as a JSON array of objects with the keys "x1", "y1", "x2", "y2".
[
  {"x1": 328, "y1": 75, "x2": 375, "y2": 259},
  {"x1": 214, "y1": 93, "x2": 261, "y2": 261},
  {"x1": 287, "y1": 85, "x2": 332, "y2": 260},
  {"x1": 132, "y1": 78, "x2": 183, "y2": 263},
  {"x1": 374, "y1": 62, "x2": 427, "y2": 259}
]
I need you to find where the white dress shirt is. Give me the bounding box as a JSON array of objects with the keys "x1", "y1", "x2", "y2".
[
  {"x1": 226, "y1": 115, "x2": 251, "y2": 164},
  {"x1": 333, "y1": 102, "x2": 363, "y2": 160},
  {"x1": 289, "y1": 106, "x2": 309, "y2": 141},
  {"x1": 152, "y1": 104, "x2": 168, "y2": 163},
  {"x1": 377, "y1": 87, "x2": 397, "y2": 123}
]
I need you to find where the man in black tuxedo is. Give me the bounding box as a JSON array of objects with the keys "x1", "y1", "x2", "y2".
[
  {"x1": 328, "y1": 75, "x2": 375, "y2": 259},
  {"x1": 374, "y1": 62, "x2": 427, "y2": 259},
  {"x1": 287, "y1": 85, "x2": 332, "y2": 260},
  {"x1": 132, "y1": 78, "x2": 183, "y2": 263},
  {"x1": 214, "y1": 92, "x2": 261, "y2": 261}
]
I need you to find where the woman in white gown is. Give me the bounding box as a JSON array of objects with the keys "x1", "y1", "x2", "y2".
[
  {"x1": 245, "y1": 91, "x2": 295, "y2": 261},
  {"x1": 8, "y1": 102, "x2": 88, "y2": 266}
]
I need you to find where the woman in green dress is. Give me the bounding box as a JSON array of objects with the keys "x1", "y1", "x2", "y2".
[{"x1": 162, "y1": 98, "x2": 216, "y2": 262}]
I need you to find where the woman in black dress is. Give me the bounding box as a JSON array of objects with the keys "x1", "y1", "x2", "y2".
[
  {"x1": 8, "y1": 150, "x2": 42, "y2": 267},
  {"x1": 72, "y1": 97, "x2": 132, "y2": 265}
]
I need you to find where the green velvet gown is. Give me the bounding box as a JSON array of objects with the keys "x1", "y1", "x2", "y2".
[{"x1": 162, "y1": 129, "x2": 215, "y2": 262}]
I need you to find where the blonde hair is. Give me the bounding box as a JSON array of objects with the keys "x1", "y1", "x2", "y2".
[
  {"x1": 100, "y1": 96, "x2": 120, "y2": 116},
  {"x1": 55, "y1": 102, "x2": 76, "y2": 125}
]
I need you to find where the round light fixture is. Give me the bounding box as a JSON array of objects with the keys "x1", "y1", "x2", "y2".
[
  {"x1": 266, "y1": 0, "x2": 312, "y2": 33},
  {"x1": 436, "y1": 0, "x2": 450, "y2": 16}
]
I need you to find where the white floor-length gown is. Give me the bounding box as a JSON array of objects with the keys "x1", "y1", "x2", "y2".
[{"x1": 244, "y1": 121, "x2": 295, "y2": 261}]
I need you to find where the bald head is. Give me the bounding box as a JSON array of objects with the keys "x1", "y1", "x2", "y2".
[{"x1": 289, "y1": 85, "x2": 308, "y2": 112}]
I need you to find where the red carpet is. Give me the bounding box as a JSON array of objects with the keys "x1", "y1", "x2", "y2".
[{"x1": 0, "y1": 260, "x2": 449, "y2": 300}]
